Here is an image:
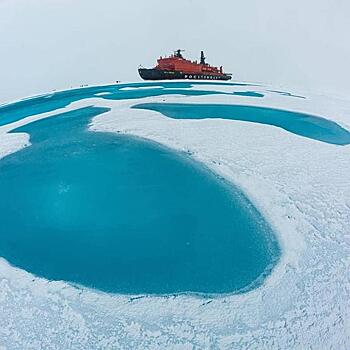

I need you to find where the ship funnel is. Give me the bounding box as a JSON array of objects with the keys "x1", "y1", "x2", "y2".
[{"x1": 200, "y1": 51, "x2": 206, "y2": 64}]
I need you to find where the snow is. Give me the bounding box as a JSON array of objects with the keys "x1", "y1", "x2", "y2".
[
  {"x1": 119, "y1": 86, "x2": 164, "y2": 91},
  {"x1": 0, "y1": 82, "x2": 349, "y2": 349}
]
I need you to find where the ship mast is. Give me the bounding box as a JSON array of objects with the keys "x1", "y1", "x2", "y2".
[{"x1": 200, "y1": 51, "x2": 206, "y2": 64}]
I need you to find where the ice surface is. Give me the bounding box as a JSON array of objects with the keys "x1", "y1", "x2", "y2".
[
  {"x1": 132, "y1": 102, "x2": 350, "y2": 145},
  {"x1": 0, "y1": 82, "x2": 350, "y2": 349}
]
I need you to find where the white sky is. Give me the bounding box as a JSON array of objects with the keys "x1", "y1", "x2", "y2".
[{"x1": 0, "y1": 0, "x2": 349, "y2": 103}]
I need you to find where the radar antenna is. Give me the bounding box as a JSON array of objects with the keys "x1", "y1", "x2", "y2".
[{"x1": 174, "y1": 49, "x2": 185, "y2": 58}]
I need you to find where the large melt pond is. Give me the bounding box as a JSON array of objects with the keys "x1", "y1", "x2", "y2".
[{"x1": 0, "y1": 105, "x2": 280, "y2": 295}]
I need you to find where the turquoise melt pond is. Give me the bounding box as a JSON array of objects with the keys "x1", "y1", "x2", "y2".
[{"x1": 0, "y1": 105, "x2": 280, "y2": 295}]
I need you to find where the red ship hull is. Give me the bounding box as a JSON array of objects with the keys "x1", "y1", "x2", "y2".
[{"x1": 138, "y1": 68, "x2": 232, "y2": 81}]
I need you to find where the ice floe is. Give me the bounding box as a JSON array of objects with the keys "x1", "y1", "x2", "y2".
[{"x1": 0, "y1": 82, "x2": 349, "y2": 349}]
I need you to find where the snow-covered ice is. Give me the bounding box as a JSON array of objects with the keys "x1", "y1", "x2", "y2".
[{"x1": 0, "y1": 82, "x2": 349, "y2": 349}]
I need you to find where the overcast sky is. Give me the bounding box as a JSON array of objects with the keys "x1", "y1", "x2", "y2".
[{"x1": 0, "y1": 0, "x2": 349, "y2": 103}]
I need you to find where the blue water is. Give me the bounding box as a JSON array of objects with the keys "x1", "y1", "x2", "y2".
[
  {"x1": 233, "y1": 91, "x2": 264, "y2": 98},
  {"x1": 133, "y1": 103, "x2": 350, "y2": 146},
  {"x1": 0, "y1": 106, "x2": 279, "y2": 295},
  {"x1": 0, "y1": 82, "x2": 258, "y2": 127}
]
